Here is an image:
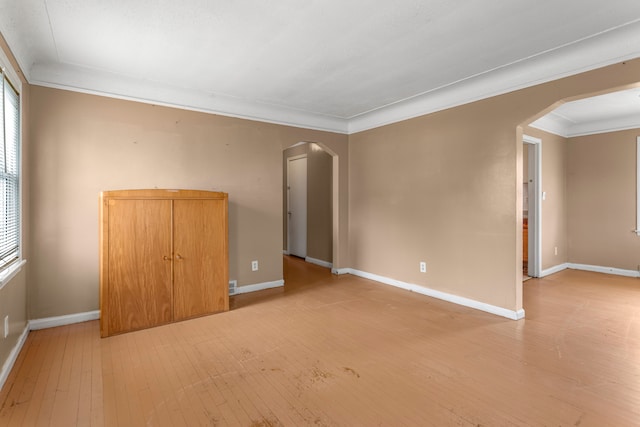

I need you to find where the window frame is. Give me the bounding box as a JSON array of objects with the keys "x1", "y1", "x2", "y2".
[
  {"x1": 637, "y1": 136, "x2": 640, "y2": 236},
  {"x1": 0, "y1": 49, "x2": 25, "y2": 291}
]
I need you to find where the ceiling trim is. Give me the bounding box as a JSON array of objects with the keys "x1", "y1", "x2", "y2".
[
  {"x1": 18, "y1": 20, "x2": 640, "y2": 136},
  {"x1": 567, "y1": 116, "x2": 640, "y2": 137},
  {"x1": 528, "y1": 115, "x2": 570, "y2": 138},
  {"x1": 530, "y1": 113, "x2": 640, "y2": 138},
  {"x1": 29, "y1": 62, "x2": 350, "y2": 134},
  {"x1": 348, "y1": 21, "x2": 640, "y2": 133}
]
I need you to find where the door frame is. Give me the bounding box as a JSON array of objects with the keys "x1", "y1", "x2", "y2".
[
  {"x1": 523, "y1": 134, "x2": 542, "y2": 277},
  {"x1": 286, "y1": 154, "x2": 308, "y2": 258}
]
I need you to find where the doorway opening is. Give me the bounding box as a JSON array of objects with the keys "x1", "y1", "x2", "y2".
[
  {"x1": 287, "y1": 155, "x2": 307, "y2": 258},
  {"x1": 283, "y1": 142, "x2": 336, "y2": 270},
  {"x1": 523, "y1": 135, "x2": 541, "y2": 278}
]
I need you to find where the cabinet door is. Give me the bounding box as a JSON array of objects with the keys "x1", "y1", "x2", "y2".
[
  {"x1": 107, "y1": 199, "x2": 173, "y2": 335},
  {"x1": 173, "y1": 199, "x2": 228, "y2": 320}
]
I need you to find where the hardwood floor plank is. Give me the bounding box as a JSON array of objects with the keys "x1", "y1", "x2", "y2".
[
  {"x1": 17, "y1": 328, "x2": 60, "y2": 426},
  {"x1": 50, "y1": 322, "x2": 84, "y2": 425},
  {"x1": 89, "y1": 322, "x2": 104, "y2": 427},
  {"x1": 1, "y1": 329, "x2": 41, "y2": 426},
  {"x1": 34, "y1": 326, "x2": 71, "y2": 426},
  {"x1": 100, "y1": 332, "x2": 118, "y2": 427},
  {"x1": 76, "y1": 321, "x2": 94, "y2": 426},
  {"x1": 172, "y1": 320, "x2": 250, "y2": 426},
  {"x1": 2, "y1": 258, "x2": 640, "y2": 426},
  {"x1": 132, "y1": 327, "x2": 187, "y2": 427},
  {"x1": 121, "y1": 332, "x2": 149, "y2": 427},
  {"x1": 160, "y1": 325, "x2": 218, "y2": 427}
]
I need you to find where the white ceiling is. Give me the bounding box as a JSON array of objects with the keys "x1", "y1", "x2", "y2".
[{"x1": 1, "y1": 0, "x2": 640, "y2": 134}]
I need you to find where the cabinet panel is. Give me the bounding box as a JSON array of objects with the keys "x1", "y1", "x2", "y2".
[
  {"x1": 173, "y1": 199, "x2": 229, "y2": 320},
  {"x1": 107, "y1": 199, "x2": 173, "y2": 335},
  {"x1": 100, "y1": 189, "x2": 229, "y2": 337}
]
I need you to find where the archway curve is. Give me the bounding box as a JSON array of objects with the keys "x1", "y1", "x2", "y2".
[
  {"x1": 516, "y1": 80, "x2": 640, "y2": 316},
  {"x1": 283, "y1": 141, "x2": 340, "y2": 272}
]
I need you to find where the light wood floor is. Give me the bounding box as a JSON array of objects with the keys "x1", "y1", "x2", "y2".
[{"x1": 1, "y1": 256, "x2": 639, "y2": 426}]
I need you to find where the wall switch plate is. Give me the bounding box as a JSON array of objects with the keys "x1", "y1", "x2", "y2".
[
  {"x1": 420, "y1": 262, "x2": 427, "y2": 273},
  {"x1": 251, "y1": 260, "x2": 259, "y2": 271},
  {"x1": 4, "y1": 316, "x2": 8, "y2": 338}
]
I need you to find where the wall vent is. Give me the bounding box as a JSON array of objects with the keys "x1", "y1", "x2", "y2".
[{"x1": 229, "y1": 280, "x2": 238, "y2": 296}]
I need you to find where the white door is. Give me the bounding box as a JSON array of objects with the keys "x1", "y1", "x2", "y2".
[{"x1": 288, "y1": 156, "x2": 307, "y2": 258}]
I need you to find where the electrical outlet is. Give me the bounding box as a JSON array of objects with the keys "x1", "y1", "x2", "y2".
[
  {"x1": 419, "y1": 262, "x2": 427, "y2": 273},
  {"x1": 554, "y1": 246, "x2": 558, "y2": 256},
  {"x1": 4, "y1": 316, "x2": 8, "y2": 338},
  {"x1": 251, "y1": 260, "x2": 259, "y2": 271}
]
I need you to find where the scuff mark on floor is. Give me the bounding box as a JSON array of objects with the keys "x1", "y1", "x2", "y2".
[{"x1": 342, "y1": 367, "x2": 360, "y2": 378}]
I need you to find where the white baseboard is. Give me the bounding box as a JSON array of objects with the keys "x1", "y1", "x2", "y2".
[
  {"x1": 234, "y1": 279, "x2": 284, "y2": 295},
  {"x1": 2, "y1": 310, "x2": 102, "y2": 392},
  {"x1": 536, "y1": 262, "x2": 639, "y2": 279},
  {"x1": 568, "y1": 263, "x2": 640, "y2": 278},
  {"x1": 0, "y1": 324, "x2": 29, "y2": 392},
  {"x1": 346, "y1": 268, "x2": 525, "y2": 320},
  {"x1": 540, "y1": 263, "x2": 569, "y2": 277},
  {"x1": 331, "y1": 267, "x2": 351, "y2": 275},
  {"x1": 283, "y1": 250, "x2": 290, "y2": 255},
  {"x1": 29, "y1": 310, "x2": 101, "y2": 331},
  {"x1": 305, "y1": 257, "x2": 333, "y2": 269}
]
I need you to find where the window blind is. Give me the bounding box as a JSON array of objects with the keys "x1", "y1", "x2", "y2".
[{"x1": 0, "y1": 70, "x2": 20, "y2": 270}]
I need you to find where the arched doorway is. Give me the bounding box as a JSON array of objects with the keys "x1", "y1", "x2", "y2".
[{"x1": 283, "y1": 142, "x2": 339, "y2": 270}]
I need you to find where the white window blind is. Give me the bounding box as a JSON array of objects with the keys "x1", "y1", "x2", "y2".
[{"x1": 0, "y1": 70, "x2": 20, "y2": 270}]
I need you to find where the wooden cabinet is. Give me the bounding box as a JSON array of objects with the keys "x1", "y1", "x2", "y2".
[{"x1": 100, "y1": 189, "x2": 228, "y2": 337}]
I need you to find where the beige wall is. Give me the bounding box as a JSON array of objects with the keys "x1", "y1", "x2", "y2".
[
  {"x1": 349, "y1": 59, "x2": 640, "y2": 313},
  {"x1": 282, "y1": 143, "x2": 333, "y2": 263},
  {"x1": 28, "y1": 86, "x2": 348, "y2": 319},
  {"x1": 0, "y1": 36, "x2": 29, "y2": 375},
  {"x1": 522, "y1": 126, "x2": 640, "y2": 273},
  {"x1": 349, "y1": 105, "x2": 526, "y2": 310},
  {"x1": 524, "y1": 127, "x2": 569, "y2": 271},
  {"x1": 567, "y1": 129, "x2": 640, "y2": 270}
]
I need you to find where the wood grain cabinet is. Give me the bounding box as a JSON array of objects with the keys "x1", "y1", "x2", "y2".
[{"x1": 99, "y1": 189, "x2": 229, "y2": 337}]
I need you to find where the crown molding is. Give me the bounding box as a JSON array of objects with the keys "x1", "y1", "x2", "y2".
[
  {"x1": 565, "y1": 114, "x2": 640, "y2": 137},
  {"x1": 529, "y1": 112, "x2": 640, "y2": 138},
  {"x1": 348, "y1": 21, "x2": 640, "y2": 134},
  {"x1": 528, "y1": 114, "x2": 570, "y2": 138},
  {"x1": 29, "y1": 62, "x2": 350, "y2": 134},
  {"x1": 22, "y1": 20, "x2": 640, "y2": 135}
]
